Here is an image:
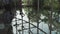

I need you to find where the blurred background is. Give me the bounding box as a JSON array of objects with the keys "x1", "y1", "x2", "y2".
[{"x1": 0, "y1": 0, "x2": 60, "y2": 34}]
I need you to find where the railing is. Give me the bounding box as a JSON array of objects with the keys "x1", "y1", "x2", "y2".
[{"x1": 13, "y1": 13, "x2": 47, "y2": 34}]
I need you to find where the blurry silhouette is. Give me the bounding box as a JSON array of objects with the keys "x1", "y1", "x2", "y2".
[{"x1": 0, "y1": 0, "x2": 15, "y2": 34}]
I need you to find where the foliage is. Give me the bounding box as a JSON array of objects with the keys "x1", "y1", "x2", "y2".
[{"x1": 23, "y1": 0, "x2": 60, "y2": 26}]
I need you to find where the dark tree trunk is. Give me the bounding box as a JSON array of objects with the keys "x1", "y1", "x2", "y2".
[
  {"x1": 48, "y1": 24, "x2": 52, "y2": 34},
  {"x1": 29, "y1": 18, "x2": 31, "y2": 34},
  {"x1": 37, "y1": 21, "x2": 39, "y2": 34},
  {"x1": 49, "y1": 24, "x2": 52, "y2": 34}
]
